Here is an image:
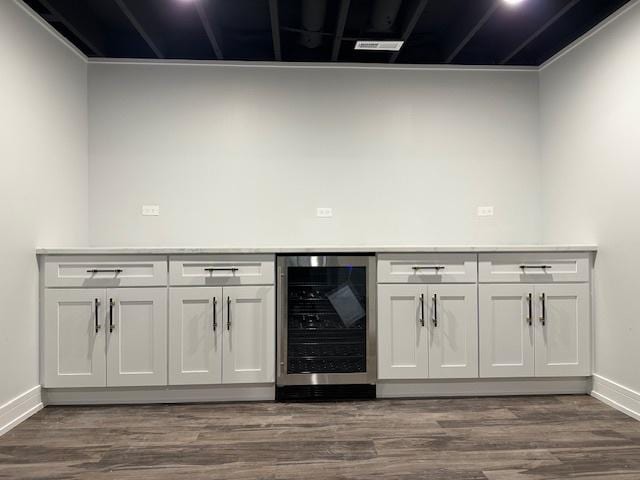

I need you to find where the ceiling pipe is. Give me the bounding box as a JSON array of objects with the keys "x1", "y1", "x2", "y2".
[
  {"x1": 370, "y1": 0, "x2": 403, "y2": 32},
  {"x1": 299, "y1": 0, "x2": 327, "y2": 48}
]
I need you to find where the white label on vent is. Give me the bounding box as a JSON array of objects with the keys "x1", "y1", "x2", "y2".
[{"x1": 354, "y1": 40, "x2": 404, "y2": 51}]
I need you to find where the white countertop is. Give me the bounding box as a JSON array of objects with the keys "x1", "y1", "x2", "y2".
[{"x1": 36, "y1": 244, "x2": 598, "y2": 255}]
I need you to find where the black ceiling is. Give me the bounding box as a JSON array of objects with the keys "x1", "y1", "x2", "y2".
[{"x1": 24, "y1": 0, "x2": 631, "y2": 66}]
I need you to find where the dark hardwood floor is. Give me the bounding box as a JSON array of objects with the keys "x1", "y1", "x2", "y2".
[{"x1": 1, "y1": 395, "x2": 640, "y2": 479}]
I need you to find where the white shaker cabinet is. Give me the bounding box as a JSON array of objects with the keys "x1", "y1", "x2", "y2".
[
  {"x1": 44, "y1": 287, "x2": 168, "y2": 387},
  {"x1": 479, "y1": 283, "x2": 590, "y2": 378},
  {"x1": 106, "y1": 288, "x2": 168, "y2": 387},
  {"x1": 222, "y1": 285, "x2": 275, "y2": 384},
  {"x1": 44, "y1": 289, "x2": 107, "y2": 388},
  {"x1": 377, "y1": 284, "x2": 428, "y2": 379},
  {"x1": 534, "y1": 283, "x2": 591, "y2": 377},
  {"x1": 479, "y1": 284, "x2": 535, "y2": 378},
  {"x1": 377, "y1": 280, "x2": 478, "y2": 380},
  {"x1": 169, "y1": 287, "x2": 223, "y2": 385},
  {"x1": 428, "y1": 284, "x2": 478, "y2": 379}
]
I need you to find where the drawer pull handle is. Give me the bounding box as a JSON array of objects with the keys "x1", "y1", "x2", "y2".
[
  {"x1": 419, "y1": 293, "x2": 425, "y2": 327},
  {"x1": 212, "y1": 297, "x2": 217, "y2": 332},
  {"x1": 412, "y1": 266, "x2": 445, "y2": 272},
  {"x1": 204, "y1": 267, "x2": 239, "y2": 273},
  {"x1": 94, "y1": 298, "x2": 101, "y2": 333},
  {"x1": 227, "y1": 296, "x2": 231, "y2": 330},
  {"x1": 519, "y1": 265, "x2": 552, "y2": 270},
  {"x1": 539, "y1": 293, "x2": 546, "y2": 326},
  {"x1": 432, "y1": 293, "x2": 438, "y2": 327},
  {"x1": 109, "y1": 298, "x2": 115, "y2": 333},
  {"x1": 87, "y1": 269, "x2": 123, "y2": 274},
  {"x1": 526, "y1": 293, "x2": 533, "y2": 326}
]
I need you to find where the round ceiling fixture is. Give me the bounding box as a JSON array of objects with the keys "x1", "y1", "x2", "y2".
[{"x1": 503, "y1": 0, "x2": 525, "y2": 5}]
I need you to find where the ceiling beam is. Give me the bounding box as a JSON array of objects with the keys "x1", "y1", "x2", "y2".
[
  {"x1": 389, "y1": 0, "x2": 429, "y2": 63},
  {"x1": 39, "y1": 0, "x2": 105, "y2": 56},
  {"x1": 500, "y1": 0, "x2": 581, "y2": 65},
  {"x1": 268, "y1": 0, "x2": 282, "y2": 61},
  {"x1": 195, "y1": 2, "x2": 224, "y2": 60},
  {"x1": 114, "y1": 0, "x2": 164, "y2": 59},
  {"x1": 331, "y1": 0, "x2": 351, "y2": 62},
  {"x1": 445, "y1": 0, "x2": 500, "y2": 64}
]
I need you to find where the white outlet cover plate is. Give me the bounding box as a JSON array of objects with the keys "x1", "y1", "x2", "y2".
[
  {"x1": 142, "y1": 205, "x2": 160, "y2": 216},
  {"x1": 317, "y1": 207, "x2": 333, "y2": 218},
  {"x1": 477, "y1": 206, "x2": 494, "y2": 217}
]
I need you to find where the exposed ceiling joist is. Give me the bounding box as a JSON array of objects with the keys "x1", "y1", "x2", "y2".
[
  {"x1": 446, "y1": 0, "x2": 501, "y2": 63},
  {"x1": 269, "y1": 0, "x2": 282, "y2": 61},
  {"x1": 331, "y1": 0, "x2": 351, "y2": 62},
  {"x1": 389, "y1": 0, "x2": 429, "y2": 63},
  {"x1": 195, "y1": 2, "x2": 223, "y2": 60},
  {"x1": 39, "y1": 0, "x2": 105, "y2": 56},
  {"x1": 500, "y1": 0, "x2": 581, "y2": 65},
  {"x1": 114, "y1": 0, "x2": 164, "y2": 59}
]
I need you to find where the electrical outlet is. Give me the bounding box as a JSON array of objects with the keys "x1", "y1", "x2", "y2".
[
  {"x1": 477, "y1": 206, "x2": 494, "y2": 217},
  {"x1": 142, "y1": 205, "x2": 160, "y2": 216},
  {"x1": 316, "y1": 207, "x2": 333, "y2": 218}
]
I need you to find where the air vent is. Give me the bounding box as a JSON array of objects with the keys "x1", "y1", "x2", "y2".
[{"x1": 354, "y1": 40, "x2": 404, "y2": 51}]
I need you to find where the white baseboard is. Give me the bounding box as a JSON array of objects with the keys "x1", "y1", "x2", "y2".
[
  {"x1": 591, "y1": 374, "x2": 640, "y2": 421},
  {"x1": 377, "y1": 377, "x2": 591, "y2": 398},
  {"x1": 44, "y1": 384, "x2": 275, "y2": 405},
  {"x1": 0, "y1": 385, "x2": 43, "y2": 436}
]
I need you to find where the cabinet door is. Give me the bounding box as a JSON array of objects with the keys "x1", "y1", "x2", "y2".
[
  {"x1": 377, "y1": 284, "x2": 428, "y2": 379},
  {"x1": 222, "y1": 286, "x2": 275, "y2": 383},
  {"x1": 534, "y1": 284, "x2": 591, "y2": 377},
  {"x1": 44, "y1": 289, "x2": 107, "y2": 388},
  {"x1": 169, "y1": 287, "x2": 223, "y2": 385},
  {"x1": 428, "y1": 285, "x2": 478, "y2": 379},
  {"x1": 106, "y1": 288, "x2": 167, "y2": 387},
  {"x1": 479, "y1": 284, "x2": 534, "y2": 378}
]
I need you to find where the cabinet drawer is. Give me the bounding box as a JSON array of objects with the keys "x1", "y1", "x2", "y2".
[
  {"x1": 169, "y1": 255, "x2": 275, "y2": 286},
  {"x1": 377, "y1": 254, "x2": 477, "y2": 283},
  {"x1": 478, "y1": 253, "x2": 590, "y2": 283},
  {"x1": 45, "y1": 256, "x2": 167, "y2": 287}
]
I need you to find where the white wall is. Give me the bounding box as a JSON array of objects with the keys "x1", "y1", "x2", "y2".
[
  {"x1": 540, "y1": 2, "x2": 640, "y2": 393},
  {"x1": 88, "y1": 63, "x2": 541, "y2": 246},
  {"x1": 0, "y1": 2, "x2": 88, "y2": 406}
]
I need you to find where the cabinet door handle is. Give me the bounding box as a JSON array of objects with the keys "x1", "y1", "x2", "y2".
[
  {"x1": 109, "y1": 298, "x2": 115, "y2": 333},
  {"x1": 412, "y1": 266, "x2": 445, "y2": 272},
  {"x1": 87, "y1": 269, "x2": 123, "y2": 274},
  {"x1": 432, "y1": 293, "x2": 438, "y2": 327},
  {"x1": 204, "y1": 267, "x2": 239, "y2": 273},
  {"x1": 212, "y1": 297, "x2": 217, "y2": 332},
  {"x1": 94, "y1": 298, "x2": 101, "y2": 333},
  {"x1": 526, "y1": 293, "x2": 533, "y2": 326},
  {"x1": 227, "y1": 296, "x2": 231, "y2": 331},
  {"x1": 419, "y1": 293, "x2": 425, "y2": 327},
  {"x1": 519, "y1": 265, "x2": 552, "y2": 270},
  {"x1": 539, "y1": 293, "x2": 546, "y2": 326}
]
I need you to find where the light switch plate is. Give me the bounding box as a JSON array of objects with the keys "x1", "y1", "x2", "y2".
[
  {"x1": 477, "y1": 206, "x2": 494, "y2": 217},
  {"x1": 142, "y1": 205, "x2": 160, "y2": 216},
  {"x1": 317, "y1": 207, "x2": 333, "y2": 218}
]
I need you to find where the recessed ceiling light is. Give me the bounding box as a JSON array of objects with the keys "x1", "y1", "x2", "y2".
[{"x1": 503, "y1": 0, "x2": 525, "y2": 5}]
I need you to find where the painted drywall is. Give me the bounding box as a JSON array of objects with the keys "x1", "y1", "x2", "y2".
[
  {"x1": 540, "y1": 2, "x2": 640, "y2": 393},
  {"x1": 0, "y1": 2, "x2": 88, "y2": 407},
  {"x1": 88, "y1": 63, "x2": 541, "y2": 246}
]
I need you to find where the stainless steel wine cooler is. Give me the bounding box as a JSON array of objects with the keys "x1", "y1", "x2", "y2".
[{"x1": 276, "y1": 255, "x2": 376, "y2": 400}]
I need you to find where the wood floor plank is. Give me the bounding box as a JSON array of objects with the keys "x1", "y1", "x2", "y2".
[{"x1": 0, "y1": 395, "x2": 639, "y2": 479}]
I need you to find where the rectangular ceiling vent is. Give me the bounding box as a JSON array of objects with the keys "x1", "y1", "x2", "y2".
[{"x1": 354, "y1": 40, "x2": 404, "y2": 51}]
